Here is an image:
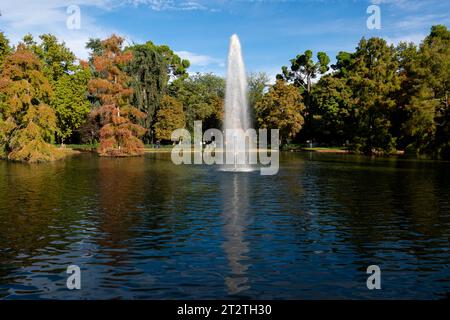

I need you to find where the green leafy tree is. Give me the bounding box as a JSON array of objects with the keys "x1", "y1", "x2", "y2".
[
  {"x1": 0, "y1": 32, "x2": 11, "y2": 67},
  {"x1": 419, "y1": 25, "x2": 450, "y2": 158},
  {"x1": 86, "y1": 38, "x2": 103, "y2": 60},
  {"x1": 312, "y1": 74, "x2": 354, "y2": 145},
  {"x1": 393, "y1": 25, "x2": 450, "y2": 157},
  {"x1": 169, "y1": 73, "x2": 225, "y2": 133},
  {"x1": 255, "y1": 80, "x2": 305, "y2": 144},
  {"x1": 22, "y1": 34, "x2": 76, "y2": 81},
  {"x1": 0, "y1": 32, "x2": 11, "y2": 141},
  {"x1": 248, "y1": 72, "x2": 269, "y2": 127},
  {"x1": 347, "y1": 37, "x2": 401, "y2": 155},
  {"x1": 394, "y1": 41, "x2": 430, "y2": 152},
  {"x1": 331, "y1": 51, "x2": 353, "y2": 77},
  {"x1": 52, "y1": 65, "x2": 91, "y2": 143}
]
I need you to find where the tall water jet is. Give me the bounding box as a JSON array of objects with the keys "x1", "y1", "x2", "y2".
[{"x1": 223, "y1": 34, "x2": 252, "y2": 171}]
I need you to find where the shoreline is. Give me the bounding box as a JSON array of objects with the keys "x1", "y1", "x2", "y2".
[{"x1": 71, "y1": 146, "x2": 397, "y2": 156}]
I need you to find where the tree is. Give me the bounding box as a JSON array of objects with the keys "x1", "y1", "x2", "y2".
[
  {"x1": 21, "y1": 34, "x2": 91, "y2": 144},
  {"x1": 88, "y1": 35, "x2": 147, "y2": 156},
  {"x1": 277, "y1": 50, "x2": 330, "y2": 138},
  {"x1": 154, "y1": 95, "x2": 185, "y2": 142},
  {"x1": 86, "y1": 38, "x2": 103, "y2": 60},
  {"x1": 0, "y1": 32, "x2": 11, "y2": 67},
  {"x1": 126, "y1": 41, "x2": 189, "y2": 143},
  {"x1": 23, "y1": 34, "x2": 77, "y2": 82},
  {"x1": 0, "y1": 44, "x2": 63, "y2": 162},
  {"x1": 255, "y1": 80, "x2": 305, "y2": 144},
  {"x1": 393, "y1": 26, "x2": 450, "y2": 158},
  {"x1": 248, "y1": 72, "x2": 269, "y2": 127},
  {"x1": 393, "y1": 41, "x2": 431, "y2": 153},
  {"x1": 52, "y1": 64, "x2": 91, "y2": 144},
  {"x1": 0, "y1": 32, "x2": 10, "y2": 147},
  {"x1": 169, "y1": 73, "x2": 225, "y2": 133},
  {"x1": 331, "y1": 51, "x2": 353, "y2": 77},
  {"x1": 310, "y1": 50, "x2": 357, "y2": 145},
  {"x1": 312, "y1": 74, "x2": 354, "y2": 145},
  {"x1": 347, "y1": 37, "x2": 401, "y2": 155},
  {"x1": 419, "y1": 25, "x2": 450, "y2": 158},
  {"x1": 77, "y1": 111, "x2": 101, "y2": 145}
]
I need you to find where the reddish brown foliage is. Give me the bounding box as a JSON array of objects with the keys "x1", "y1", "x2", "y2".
[{"x1": 88, "y1": 35, "x2": 147, "y2": 157}]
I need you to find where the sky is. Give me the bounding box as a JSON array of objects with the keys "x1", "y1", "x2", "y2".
[{"x1": 0, "y1": 0, "x2": 449, "y2": 80}]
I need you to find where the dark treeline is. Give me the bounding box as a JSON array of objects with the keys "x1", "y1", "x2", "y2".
[{"x1": 0, "y1": 25, "x2": 449, "y2": 162}]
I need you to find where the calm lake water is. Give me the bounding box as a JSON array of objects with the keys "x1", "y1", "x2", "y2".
[{"x1": 0, "y1": 152, "x2": 449, "y2": 299}]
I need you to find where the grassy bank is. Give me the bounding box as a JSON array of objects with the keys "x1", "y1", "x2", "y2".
[
  {"x1": 301, "y1": 147, "x2": 350, "y2": 153},
  {"x1": 64, "y1": 143, "x2": 352, "y2": 154},
  {"x1": 281, "y1": 143, "x2": 350, "y2": 153}
]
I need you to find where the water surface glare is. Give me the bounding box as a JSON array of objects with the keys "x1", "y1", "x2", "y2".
[{"x1": 0, "y1": 152, "x2": 449, "y2": 299}]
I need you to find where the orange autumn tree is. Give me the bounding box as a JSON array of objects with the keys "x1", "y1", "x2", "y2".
[
  {"x1": 89, "y1": 35, "x2": 146, "y2": 156},
  {"x1": 0, "y1": 44, "x2": 64, "y2": 162}
]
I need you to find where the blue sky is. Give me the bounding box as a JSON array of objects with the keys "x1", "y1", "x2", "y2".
[{"x1": 0, "y1": 0, "x2": 449, "y2": 80}]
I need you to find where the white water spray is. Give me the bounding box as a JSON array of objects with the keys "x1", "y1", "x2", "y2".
[{"x1": 223, "y1": 34, "x2": 252, "y2": 171}]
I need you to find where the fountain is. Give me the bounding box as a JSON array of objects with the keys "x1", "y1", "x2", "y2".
[
  {"x1": 223, "y1": 34, "x2": 253, "y2": 172},
  {"x1": 171, "y1": 34, "x2": 277, "y2": 175}
]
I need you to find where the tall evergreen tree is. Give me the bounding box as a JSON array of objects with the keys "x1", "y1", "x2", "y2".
[
  {"x1": 127, "y1": 43, "x2": 166, "y2": 143},
  {"x1": 127, "y1": 41, "x2": 190, "y2": 143}
]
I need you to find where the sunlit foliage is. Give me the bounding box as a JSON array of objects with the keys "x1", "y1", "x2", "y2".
[{"x1": 88, "y1": 35, "x2": 147, "y2": 157}]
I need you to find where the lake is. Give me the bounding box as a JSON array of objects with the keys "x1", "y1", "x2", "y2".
[{"x1": 0, "y1": 152, "x2": 449, "y2": 299}]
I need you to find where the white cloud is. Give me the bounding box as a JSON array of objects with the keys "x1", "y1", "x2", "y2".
[
  {"x1": 179, "y1": 1, "x2": 207, "y2": 11},
  {"x1": 393, "y1": 14, "x2": 450, "y2": 30},
  {"x1": 0, "y1": 0, "x2": 216, "y2": 60},
  {"x1": 368, "y1": 0, "x2": 448, "y2": 45},
  {"x1": 175, "y1": 50, "x2": 225, "y2": 67},
  {"x1": 124, "y1": 0, "x2": 209, "y2": 11},
  {"x1": 0, "y1": 0, "x2": 135, "y2": 60},
  {"x1": 369, "y1": 0, "x2": 425, "y2": 10},
  {"x1": 0, "y1": 0, "x2": 113, "y2": 29},
  {"x1": 384, "y1": 33, "x2": 426, "y2": 45}
]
